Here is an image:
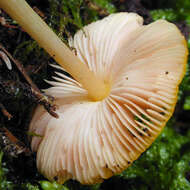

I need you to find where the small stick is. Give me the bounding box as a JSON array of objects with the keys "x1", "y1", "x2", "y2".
[
  {"x1": 85, "y1": 0, "x2": 109, "y2": 16},
  {"x1": 0, "y1": 103, "x2": 12, "y2": 120},
  {"x1": 0, "y1": 127, "x2": 31, "y2": 157}
]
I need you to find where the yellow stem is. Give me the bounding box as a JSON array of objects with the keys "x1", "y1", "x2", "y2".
[{"x1": 0, "y1": 0, "x2": 110, "y2": 101}]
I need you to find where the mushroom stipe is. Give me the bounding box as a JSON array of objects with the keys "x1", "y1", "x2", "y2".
[{"x1": 0, "y1": 0, "x2": 188, "y2": 185}]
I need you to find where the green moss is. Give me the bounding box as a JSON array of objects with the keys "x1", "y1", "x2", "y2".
[
  {"x1": 170, "y1": 152, "x2": 190, "y2": 190},
  {"x1": 48, "y1": 0, "x2": 83, "y2": 38},
  {"x1": 176, "y1": 0, "x2": 190, "y2": 19},
  {"x1": 92, "y1": 0, "x2": 116, "y2": 14},
  {"x1": 21, "y1": 183, "x2": 40, "y2": 190},
  {"x1": 150, "y1": 9, "x2": 178, "y2": 21},
  {"x1": 183, "y1": 96, "x2": 190, "y2": 110},
  {"x1": 39, "y1": 181, "x2": 69, "y2": 190},
  {"x1": 47, "y1": 0, "x2": 116, "y2": 39},
  {"x1": 0, "y1": 151, "x2": 14, "y2": 190}
]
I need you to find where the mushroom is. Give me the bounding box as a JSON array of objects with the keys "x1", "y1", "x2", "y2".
[{"x1": 0, "y1": 0, "x2": 188, "y2": 185}]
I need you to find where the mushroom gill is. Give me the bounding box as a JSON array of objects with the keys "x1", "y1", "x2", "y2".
[{"x1": 29, "y1": 13, "x2": 188, "y2": 184}]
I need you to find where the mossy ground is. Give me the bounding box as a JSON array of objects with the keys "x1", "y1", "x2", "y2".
[{"x1": 0, "y1": 0, "x2": 190, "y2": 189}]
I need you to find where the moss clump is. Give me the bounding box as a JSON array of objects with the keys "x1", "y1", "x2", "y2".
[
  {"x1": 0, "y1": 151, "x2": 14, "y2": 190},
  {"x1": 150, "y1": 9, "x2": 178, "y2": 21}
]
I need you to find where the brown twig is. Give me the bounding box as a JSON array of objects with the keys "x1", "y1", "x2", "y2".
[
  {"x1": 0, "y1": 103, "x2": 12, "y2": 120},
  {"x1": 0, "y1": 127, "x2": 31, "y2": 157},
  {"x1": 31, "y1": 89, "x2": 58, "y2": 118},
  {"x1": 85, "y1": 0, "x2": 109, "y2": 16},
  {"x1": 33, "y1": 6, "x2": 46, "y2": 20},
  {"x1": 0, "y1": 44, "x2": 58, "y2": 118}
]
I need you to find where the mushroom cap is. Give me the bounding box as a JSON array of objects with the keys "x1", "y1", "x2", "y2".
[{"x1": 29, "y1": 13, "x2": 188, "y2": 184}]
